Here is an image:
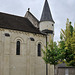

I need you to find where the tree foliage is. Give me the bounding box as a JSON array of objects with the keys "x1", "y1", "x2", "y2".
[
  {"x1": 59, "y1": 18, "x2": 75, "y2": 66},
  {"x1": 42, "y1": 40, "x2": 61, "y2": 65},
  {"x1": 42, "y1": 18, "x2": 75, "y2": 67}
]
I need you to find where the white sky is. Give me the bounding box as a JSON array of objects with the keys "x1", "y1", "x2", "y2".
[{"x1": 0, "y1": 0, "x2": 75, "y2": 42}]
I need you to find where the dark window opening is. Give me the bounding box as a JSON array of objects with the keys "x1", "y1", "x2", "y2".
[
  {"x1": 52, "y1": 24, "x2": 54, "y2": 26},
  {"x1": 38, "y1": 43, "x2": 41, "y2": 56},
  {"x1": 5, "y1": 33, "x2": 10, "y2": 37},
  {"x1": 30, "y1": 37, "x2": 35, "y2": 41},
  {"x1": 16, "y1": 41, "x2": 20, "y2": 55}
]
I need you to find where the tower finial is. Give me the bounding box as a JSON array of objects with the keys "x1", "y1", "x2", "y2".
[{"x1": 28, "y1": 8, "x2": 30, "y2": 11}]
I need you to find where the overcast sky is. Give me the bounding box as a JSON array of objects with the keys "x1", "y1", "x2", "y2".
[{"x1": 0, "y1": 0, "x2": 75, "y2": 42}]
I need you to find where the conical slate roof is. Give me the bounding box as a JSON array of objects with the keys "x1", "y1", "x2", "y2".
[{"x1": 40, "y1": 0, "x2": 54, "y2": 22}]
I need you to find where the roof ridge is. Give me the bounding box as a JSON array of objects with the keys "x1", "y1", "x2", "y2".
[{"x1": 0, "y1": 12, "x2": 25, "y2": 19}]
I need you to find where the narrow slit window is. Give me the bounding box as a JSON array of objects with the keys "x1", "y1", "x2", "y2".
[
  {"x1": 16, "y1": 41, "x2": 20, "y2": 55},
  {"x1": 38, "y1": 43, "x2": 41, "y2": 56}
]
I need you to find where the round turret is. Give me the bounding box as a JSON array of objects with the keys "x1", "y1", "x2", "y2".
[
  {"x1": 39, "y1": 0, "x2": 55, "y2": 40},
  {"x1": 39, "y1": 0, "x2": 54, "y2": 34},
  {"x1": 39, "y1": 21, "x2": 54, "y2": 34}
]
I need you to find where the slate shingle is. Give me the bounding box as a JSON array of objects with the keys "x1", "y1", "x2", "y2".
[{"x1": 40, "y1": 0, "x2": 54, "y2": 22}]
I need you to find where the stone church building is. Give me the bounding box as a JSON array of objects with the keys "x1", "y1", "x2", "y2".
[{"x1": 0, "y1": 0, "x2": 55, "y2": 75}]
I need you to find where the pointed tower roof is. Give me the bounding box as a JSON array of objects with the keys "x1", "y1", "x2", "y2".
[{"x1": 40, "y1": 0, "x2": 54, "y2": 22}]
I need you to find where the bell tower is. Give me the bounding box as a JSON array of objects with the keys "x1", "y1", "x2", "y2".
[{"x1": 39, "y1": 0, "x2": 55, "y2": 40}]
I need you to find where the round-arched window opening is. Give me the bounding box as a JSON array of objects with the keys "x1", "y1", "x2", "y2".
[
  {"x1": 37, "y1": 43, "x2": 41, "y2": 56},
  {"x1": 16, "y1": 41, "x2": 20, "y2": 55}
]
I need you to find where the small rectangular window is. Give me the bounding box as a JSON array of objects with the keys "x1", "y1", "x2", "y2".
[{"x1": 5, "y1": 33, "x2": 10, "y2": 37}]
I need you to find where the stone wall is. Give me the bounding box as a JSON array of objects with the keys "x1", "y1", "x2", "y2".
[
  {"x1": 57, "y1": 67, "x2": 75, "y2": 75},
  {"x1": 0, "y1": 28, "x2": 54, "y2": 75},
  {"x1": 25, "y1": 11, "x2": 39, "y2": 28}
]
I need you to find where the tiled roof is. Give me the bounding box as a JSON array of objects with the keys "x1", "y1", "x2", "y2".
[{"x1": 0, "y1": 12, "x2": 44, "y2": 35}]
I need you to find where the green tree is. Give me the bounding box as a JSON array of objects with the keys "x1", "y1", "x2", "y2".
[
  {"x1": 42, "y1": 40, "x2": 61, "y2": 65},
  {"x1": 42, "y1": 18, "x2": 75, "y2": 68},
  {"x1": 59, "y1": 18, "x2": 75, "y2": 66},
  {"x1": 70, "y1": 25, "x2": 75, "y2": 66},
  {"x1": 42, "y1": 40, "x2": 62, "y2": 75}
]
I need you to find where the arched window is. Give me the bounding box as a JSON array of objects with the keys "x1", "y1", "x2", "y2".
[
  {"x1": 38, "y1": 43, "x2": 41, "y2": 56},
  {"x1": 16, "y1": 41, "x2": 20, "y2": 55}
]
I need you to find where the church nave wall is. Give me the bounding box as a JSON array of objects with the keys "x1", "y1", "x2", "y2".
[{"x1": 0, "y1": 28, "x2": 46, "y2": 75}]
